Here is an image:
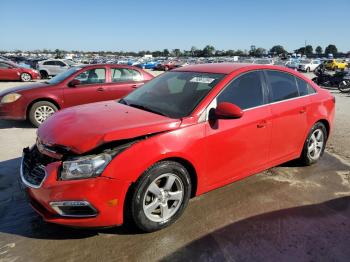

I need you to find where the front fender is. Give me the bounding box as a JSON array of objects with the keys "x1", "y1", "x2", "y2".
[{"x1": 102, "y1": 123, "x2": 207, "y2": 195}]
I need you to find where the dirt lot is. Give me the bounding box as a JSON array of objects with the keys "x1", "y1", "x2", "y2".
[{"x1": 0, "y1": 71, "x2": 349, "y2": 262}]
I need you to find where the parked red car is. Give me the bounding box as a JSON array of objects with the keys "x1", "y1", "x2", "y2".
[
  {"x1": 21, "y1": 64, "x2": 335, "y2": 232},
  {"x1": 0, "y1": 60, "x2": 41, "y2": 82},
  {"x1": 0, "y1": 64, "x2": 153, "y2": 126}
]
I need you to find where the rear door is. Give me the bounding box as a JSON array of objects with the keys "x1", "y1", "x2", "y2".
[
  {"x1": 63, "y1": 67, "x2": 110, "y2": 107},
  {"x1": 0, "y1": 62, "x2": 19, "y2": 80},
  {"x1": 265, "y1": 70, "x2": 309, "y2": 162},
  {"x1": 55, "y1": 61, "x2": 69, "y2": 75},
  {"x1": 103, "y1": 67, "x2": 145, "y2": 99}
]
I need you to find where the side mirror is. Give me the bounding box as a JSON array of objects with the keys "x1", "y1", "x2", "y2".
[
  {"x1": 68, "y1": 79, "x2": 80, "y2": 87},
  {"x1": 211, "y1": 102, "x2": 244, "y2": 120}
]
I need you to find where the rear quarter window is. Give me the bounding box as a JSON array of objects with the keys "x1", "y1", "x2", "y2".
[{"x1": 296, "y1": 77, "x2": 316, "y2": 96}]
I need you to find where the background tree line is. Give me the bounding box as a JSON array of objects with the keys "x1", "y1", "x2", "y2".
[{"x1": 1, "y1": 44, "x2": 349, "y2": 58}]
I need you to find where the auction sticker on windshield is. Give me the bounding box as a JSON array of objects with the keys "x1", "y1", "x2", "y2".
[{"x1": 190, "y1": 77, "x2": 215, "y2": 84}]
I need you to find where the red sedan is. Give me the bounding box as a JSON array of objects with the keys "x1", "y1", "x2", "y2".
[
  {"x1": 21, "y1": 63, "x2": 335, "y2": 232},
  {"x1": 0, "y1": 64, "x2": 153, "y2": 126},
  {"x1": 0, "y1": 60, "x2": 41, "y2": 81}
]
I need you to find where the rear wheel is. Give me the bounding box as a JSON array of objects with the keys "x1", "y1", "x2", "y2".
[
  {"x1": 28, "y1": 101, "x2": 58, "y2": 127},
  {"x1": 20, "y1": 73, "x2": 32, "y2": 82},
  {"x1": 40, "y1": 70, "x2": 49, "y2": 79},
  {"x1": 299, "y1": 122, "x2": 327, "y2": 165},
  {"x1": 130, "y1": 161, "x2": 191, "y2": 232},
  {"x1": 338, "y1": 80, "x2": 350, "y2": 93},
  {"x1": 306, "y1": 67, "x2": 310, "y2": 72}
]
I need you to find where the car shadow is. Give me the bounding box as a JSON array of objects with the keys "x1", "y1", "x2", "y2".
[
  {"x1": 0, "y1": 120, "x2": 34, "y2": 129},
  {"x1": 161, "y1": 196, "x2": 350, "y2": 262}
]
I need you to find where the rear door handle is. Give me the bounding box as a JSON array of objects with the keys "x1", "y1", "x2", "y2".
[
  {"x1": 257, "y1": 120, "x2": 267, "y2": 128},
  {"x1": 299, "y1": 107, "x2": 306, "y2": 114},
  {"x1": 97, "y1": 87, "x2": 105, "y2": 92}
]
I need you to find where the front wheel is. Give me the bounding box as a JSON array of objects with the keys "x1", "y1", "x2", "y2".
[
  {"x1": 338, "y1": 80, "x2": 350, "y2": 93},
  {"x1": 20, "y1": 73, "x2": 32, "y2": 82},
  {"x1": 131, "y1": 161, "x2": 191, "y2": 232},
  {"x1": 299, "y1": 122, "x2": 327, "y2": 166},
  {"x1": 28, "y1": 101, "x2": 58, "y2": 127}
]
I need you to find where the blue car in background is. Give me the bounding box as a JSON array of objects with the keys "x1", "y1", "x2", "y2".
[{"x1": 134, "y1": 61, "x2": 160, "y2": 69}]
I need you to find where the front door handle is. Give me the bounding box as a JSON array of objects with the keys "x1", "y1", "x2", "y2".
[{"x1": 97, "y1": 87, "x2": 105, "y2": 92}]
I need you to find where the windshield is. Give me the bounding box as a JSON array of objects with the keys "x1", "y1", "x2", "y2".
[
  {"x1": 46, "y1": 67, "x2": 82, "y2": 84},
  {"x1": 64, "y1": 60, "x2": 75, "y2": 66},
  {"x1": 300, "y1": 60, "x2": 311, "y2": 64},
  {"x1": 120, "y1": 71, "x2": 226, "y2": 118}
]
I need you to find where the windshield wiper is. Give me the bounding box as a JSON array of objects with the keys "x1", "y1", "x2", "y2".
[
  {"x1": 128, "y1": 103, "x2": 170, "y2": 117},
  {"x1": 119, "y1": 98, "x2": 128, "y2": 105}
]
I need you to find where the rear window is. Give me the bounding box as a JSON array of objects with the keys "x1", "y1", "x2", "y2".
[{"x1": 266, "y1": 71, "x2": 299, "y2": 102}]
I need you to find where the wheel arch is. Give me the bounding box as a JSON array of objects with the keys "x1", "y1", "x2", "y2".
[
  {"x1": 26, "y1": 98, "x2": 61, "y2": 119},
  {"x1": 317, "y1": 119, "x2": 330, "y2": 139}
]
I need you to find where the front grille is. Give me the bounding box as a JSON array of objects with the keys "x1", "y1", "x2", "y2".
[{"x1": 21, "y1": 146, "x2": 56, "y2": 188}]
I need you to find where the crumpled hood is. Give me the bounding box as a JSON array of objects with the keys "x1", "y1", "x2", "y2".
[
  {"x1": 0, "y1": 82, "x2": 49, "y2": 97},
  {"x1": 37, "y1": 101, "x2": 182, "y2": 154}
]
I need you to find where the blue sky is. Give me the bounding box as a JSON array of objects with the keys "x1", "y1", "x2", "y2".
[{"x1": 1, "y1": 0, "x2": 349, "y2": 52}]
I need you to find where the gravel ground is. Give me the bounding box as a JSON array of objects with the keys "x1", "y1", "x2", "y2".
[{"x1": 0, "y1": 70, "x2": 349, "y2": 262}]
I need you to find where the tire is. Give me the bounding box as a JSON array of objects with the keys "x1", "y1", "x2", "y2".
[
  {"x1": 299, "y1": 122, "x2": 327, "y2": 166},
  {"x1": 20, "y1": 73, "x2": 32, "y2": 82},
  {"x1": 40, "y1": 70, "x2": 49, "y2": 79},
  {"x1": 28, "y1": 101, "x2": 58, "y2": 127},
  {"x1": 338, "y1": 80, "x2": 350, "y2": 93},
  {"x1": 306, "y1": 67, "x2": 310, "y2": 73},
  {"x1": 130, "y1": 161, "x2": 191, "y2": 232}
]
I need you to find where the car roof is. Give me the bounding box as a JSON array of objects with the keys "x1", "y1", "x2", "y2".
[{"x1": 173, "y1": 63, "x2": 289, "y2": 74}]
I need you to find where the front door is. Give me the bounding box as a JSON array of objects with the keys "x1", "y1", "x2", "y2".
[
  {"x1": 204, "y1": 71, "x2": 272, "y2": 187},
  {"x1": 63, "y1": 67, "x2": 109, "y2": 108}
]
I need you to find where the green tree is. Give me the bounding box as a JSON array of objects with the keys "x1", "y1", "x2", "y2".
[
  {"x1": 203, "y1": 45, "x2": 215, "y2": 56},
  {"x1": 325, "y1": 44, "x2": 338, "y2": 55},
  {"x1": 54, "y1": 49, "x2": 64, "y2": 59},
  {"x1": 172, "y1": 49, "x2": 181, "y2": 57},
  {"x1": 315, "y1": 46, "x2": 323, "y2": 55},
  {"x1": 190, "y1": 46, "x2": 197, "y2": 56},
  {"x1": 305, "y1": 45, "x2": 313, "y2": 56},
  {"x1": 163, "y1": 49, "x2": 170, "y2": 57},
  {"x1": 269, "y1": 45, "x2": 286, "y2": 55}
]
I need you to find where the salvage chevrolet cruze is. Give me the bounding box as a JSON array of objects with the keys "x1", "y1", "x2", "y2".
[{"x1": 21, "y1": 63, "x2": 335, "y2": 232}]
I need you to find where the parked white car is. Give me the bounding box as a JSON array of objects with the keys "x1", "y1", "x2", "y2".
[
  {"x1": 38, "y1": 59, "x2": 77, "y2": 78},
  {"x1": 298, "y1": 59, "x2": 321, "y2": 72}
]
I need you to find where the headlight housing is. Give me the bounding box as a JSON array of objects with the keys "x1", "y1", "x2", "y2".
[
  {"x1": 1, "y1": 93, "x2": 22, "y2": 104},
  {"x1": 60, "y1": 153, "x2": 112, "y2": 180}
]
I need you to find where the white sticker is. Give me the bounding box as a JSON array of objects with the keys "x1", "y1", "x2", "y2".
[{"x1": 190, "y1": 77, "x2": 215, "y2": 84}]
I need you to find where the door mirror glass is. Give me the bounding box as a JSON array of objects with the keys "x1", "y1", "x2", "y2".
[
  {"x1": 212, "y1": 102, "x2": 244, "y2": 119},
  {"x1": 68, "y1": 79, "x2": 81, "y2": 87}
]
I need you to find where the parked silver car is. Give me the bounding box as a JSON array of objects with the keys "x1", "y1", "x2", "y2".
[{"x1": 38, "y1": 59, "x2": 77, "y2": 78}]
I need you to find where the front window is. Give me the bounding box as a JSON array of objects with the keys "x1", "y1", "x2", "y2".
[
  {"x1": 46, "y1": 67, "x2": 83, "y2": 84},
  {"x1": 120, "y1": 71, "x2": 225, "y2": 118},
  {"x1": 74, "y1": 68, "x2": 106, "y2": 84}
]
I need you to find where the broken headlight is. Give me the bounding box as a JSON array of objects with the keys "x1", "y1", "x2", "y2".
[{"x1": 60, "y1": 153, "x2": 112, "y2": 180}]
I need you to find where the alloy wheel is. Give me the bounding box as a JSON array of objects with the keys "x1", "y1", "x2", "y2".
[
  {"x1": 34, "y1": 105, "x2": 55, "y2": 124},
  {"x1": 142, "y1": 173, "x2": 184, "y2": 223},
  {"x1": 307, "y1": 129, "x2": 324, "y2": 161},
  {"x1": 21, "y1": 73, "x2": 31, "y2": 82}
]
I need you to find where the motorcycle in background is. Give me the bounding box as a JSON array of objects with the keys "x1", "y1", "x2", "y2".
[{"x1": 312, "y1": 64, "x2": 350, "y2": 92}]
